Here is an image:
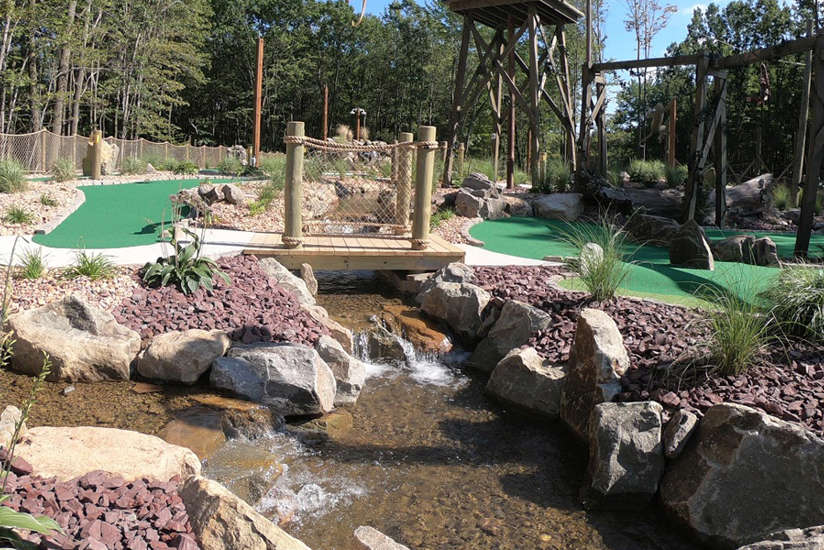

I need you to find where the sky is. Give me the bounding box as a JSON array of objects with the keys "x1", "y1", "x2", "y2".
[{"x1": 361, "y1": 0, "x2": 733, "y2": 61}]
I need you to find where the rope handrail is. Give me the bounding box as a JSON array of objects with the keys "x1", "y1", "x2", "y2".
[{"x1": 283, "y1": 135, "x2": 440, "y2": 151}]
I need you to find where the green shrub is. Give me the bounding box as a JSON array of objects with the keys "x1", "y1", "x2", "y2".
[
  {"x1": 0, "y1": 159, "x2": 26, "y2": 193},
  {"x1": 665, "y1": 164, "x2": 688, "y2": 188},
  {"x1": 39, "y1": 194, "x2": 58, "y2": 207},
  {"x1": 258, "y1": 155, "x2": 286, "y2": 179},
  {"x1": 217, "y1": 156, "x2": 243, "y2": 175},
  {"x1": 249, "y1": 176, "x2": 285, "y2": 216},
  {"x1": 66, "y1": 250, "x2": 115, "y2": 280},
  {"x1": 17, "y1": 248, "x2": 45, "y2": 280},
  {"x1": 797, "y1": 188, "x2": 823, "y2": 214},
  {"x1": 559, "y1": 216, "x2": 633, "y2": 301},
  {"x1": 121, "y1": 157, "x2": 148, "y2": 175},
  {"x1": 533, "y1": 158, "x2": 571, "y2": 193},
  {"x1": 51, "y1": 157, "x2": 75, "y2": 182},
  {"x1": 141, "y1": 155, "x2": 175, "y2": 171},
  {"x1": 700, "y1": 285, "x2": 773, "y2": 375},
  {"x1": 171, "y1": 160, "x2": 199, "y2": 175},
  {"x1": 628, "y1": 159, "x2": 667, "y2": 186},
  {"x1": 142, "y1": 227, "x2": 230, "y2": 294},
  {"x1": 430, "y1": 207, "x2": 455, "y2": 230},
  {"x1": 3, "y1": 205, "x2": 33, "y2": 225},
  {"x1": 761, "y1": 264, "x2": 824, "y2": 342}
]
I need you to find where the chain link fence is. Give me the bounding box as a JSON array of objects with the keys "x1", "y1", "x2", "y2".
[{"x1": 0, "y1": 129, "x2": 230, "y2": 173}]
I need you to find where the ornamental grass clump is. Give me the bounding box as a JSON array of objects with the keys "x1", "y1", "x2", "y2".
[
  {"x1": 66, "y1": 250, "x2": 115, "y2": 280},
  {"x1": 761, "y1": 263, "x2": 824, "y2": 342},
  {"x1": 3, "y1": 206, "x2": 33, "y2": 225},
  {"x1": 17, "y1": 248, "x2": 45, "y2": 280},
  {"x1": 121, "y1": 157, "x2": 148, "y2": 175},
  {"x1": 559, "y1": 216, "x2": 633, "y2": 302},
  {"x1": 51, "y1": 157, "x2": 75, "y2": 182},
  {"x1": 142, "y1": 227, "x2": 230, "y2": 295},
  {"x1": 0, "y1": 160, "x2": 26, "y2": 193}
]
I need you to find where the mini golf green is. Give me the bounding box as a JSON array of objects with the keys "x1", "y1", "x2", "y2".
[
  {"x1": 33, "y1": 178, "x2": 242, "y2": 249},
  {"x1": 469, "y1": 217, "x2": 824, "y2": 304}
]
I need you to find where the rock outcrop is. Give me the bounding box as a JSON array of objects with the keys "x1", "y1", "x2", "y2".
[
  {"x1": 454, "y1": 173, "x2": 507, "y2": 220},
  {"x1": 418, "y1": 282, "x2": 491, "y2": 343},
  {"x1": 533, "y1": 193, "x2": 584, "y2": 221},
  {"x1": 258, "y1": 258, "x2": 316, "y2": 305},
  {"x1": 560, "y1": 309, "x2": 630, "y2": 440},
  {"x1": 711, "y1": 234, "x2": 780, "y2": 266},
  {"x1": 625, "y1": 213, "x2": 681, "y2": 246},
  {"x1": 737, "y1": 526, "x2": 824, "y2": 550},
  {"x1": 469, "y1": 300, "x2": 553, "y2": 372},
  {"x1": 211, "y1": 343, "x2": 336, "y2": 416},
  {"x1": 669, "y1": 219, "x2": 715, "y2": 270},
  {"x1": 486, "y1": 347, "x2": 565, "y2": 418},
  {"x1": 9, "y1": 295, "x2": 141, "y2": 382},
  {"x1": 661, "y1": 403, "x2": 824, "y2": 548},
  {"x1": 137, "y1": 329, "x2": 230, "y2": 384},
  {"x1": 315, "y1": 335, "x2": 366, "y2": 406}
]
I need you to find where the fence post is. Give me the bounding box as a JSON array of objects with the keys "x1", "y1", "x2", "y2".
[
  {"x1": 40, "y1": 130, "x2": 47, "y2": 172},
  {"x1": 88, "y1": 130, "x2": 102, "y2": 180},
  {"x1": 411, "y1": 126, "x2": 436, "y2": 250},
  {"x1": 539, "y1": 151, "x2": 547, "y2": 187},
  {"x1": 457, "y1": 142, "x2": 465, "y2": 179},
  {"x1": 395, "y1": 132, "x2": 414, "y2": 232},
  {"x1": 201, "y1": 145, "x2": 205, "y2": 168},
  {"x1": 283, "y1": 121, "x2": 305, "y2": 249}
]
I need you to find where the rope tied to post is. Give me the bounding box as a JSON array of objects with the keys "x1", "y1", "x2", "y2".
[{"x1": 283, "y1": 134, "x2": 439, "y2": 152}]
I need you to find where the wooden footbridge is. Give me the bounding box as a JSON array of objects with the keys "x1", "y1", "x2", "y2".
[{"x1": 242, "y1": 121, "x2": 465, "y2": 271}]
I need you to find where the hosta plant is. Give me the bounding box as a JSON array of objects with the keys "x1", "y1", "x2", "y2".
[{"x1": 142, "y1": 227, "x2": 229, "y2": 294}]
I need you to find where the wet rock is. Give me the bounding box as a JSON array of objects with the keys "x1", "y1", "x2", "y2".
[
  {"x1": 625, "y1": 214, "x2": 680, "y2": 246},
  {"x1": 486, "y1": 347, "x2": 565, "y2": 418},
  {"x1": 9, "y1": 295, "x2": 141, "y2": 382},
  {"x1": 354, "y1": 526, "x2": 410, "y2": 550},
  {"x1": 315, "y1": 335, "x2": 366, "y2": 406},
  {"x1": 363, "y1": 324, "x2": 408, "y2": 364},
  {"x1": 288, "y1": 410, "x2": 354, "y2": 440},
  {"x1": 220, "y1": 405, "x2": 284, "y2": 440},
  {"x1": 661, "y1": 403, "x2": 824, "y2": 548},
  {"x1": 300, "y1": 263, "x2": 318, "y2": 296},
  {"x1": 211, "y1": 343, "x2": 336, "y2": 416},
  {"x1": 14, "y1": 426, "x2": 201, "y2": 481},
  {"x1": 470, "y1": 300, "x2": 553, "y2": 372},
  {"x1": 560, "y1": 309, "x2": 630, "y2": 440},
  {"x1": 418, "y1": 282, "x2": 491, "y2": 343},
  {"x1": 584, "y1": 401, "x2": 664, "y2": 508},
  {"x1": 669, "y1": 220, "x2": 715, "y2": 270},
  {"x1": 258, "y1": 257, "x2": 316, "y2": 305},
  {"x1": 533, "y1": 193, "x2": 584, "y2": 221},
  {"x1": 207, "y1": 441, "x2": 284, "y2": 506},
  {"x1": 663, "y1": 409, "x2": 698, "y2": 459},
  {"x1": 138, "y1": 329, "x2": 230, "y2": 385},
  {"x1": 0, "y1": 405, "x2": 24, "y2": 448},
  {"x1": 380, "y1": 304, "x2": 452, "y2": 354},
  {"x1": 160, "y1": 407, "x2": 227, "y2": 460},
  {"x1": 181, "y1": 475, "x2": 312, "y2": 550},
  {"x1": 737, "y1": 525, "x2": 824, "y2": 549}
]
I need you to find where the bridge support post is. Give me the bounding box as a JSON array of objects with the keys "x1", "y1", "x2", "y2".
[
  {"x1": 396, "y1": 132, "x2": 414, "y2": 232},
  {"x1": 283, "y1": 121, "x2": 304, "y2": 249},
  {"x1": 412, "y1": 126, "x2": 436, "y2": 250}
]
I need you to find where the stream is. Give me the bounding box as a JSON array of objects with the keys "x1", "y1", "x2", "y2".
[{"x1": 204, "y1": 271, "x2": 700, "y2": 550}]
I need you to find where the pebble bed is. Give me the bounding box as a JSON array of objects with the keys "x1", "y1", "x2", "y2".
[
  {"x1": 474, "y1": 265, "x2": 824, "y2": 435},
  {"x1": 1, "y1": 450, "x2": 198, "y2": 550},
  {"x1": 114, "y1": 254, "x2": 327, "y2": 346}
]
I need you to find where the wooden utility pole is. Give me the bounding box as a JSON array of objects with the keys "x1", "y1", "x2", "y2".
[
  {"x1": 507, "y1": 16, "x2": 516, "y2": 188},
  {"x1": 796, "y1": 34, "x2": 824, "y2": 257},
  {"x1": 791, "y1": 21, "x2": 814, "y2": 206},
  {"x1": 323, "y1": 84, "x2": 329, "y2": 141},
  {"x1": 253, "y1": 37, "x2": 264, "y2": 165}
]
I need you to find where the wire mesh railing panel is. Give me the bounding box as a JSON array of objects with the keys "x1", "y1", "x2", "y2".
[{"x1": 299, "y1": 139, "x2": 415, "y2": 236}]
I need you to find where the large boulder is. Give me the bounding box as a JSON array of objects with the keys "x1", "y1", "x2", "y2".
[
  {"x1": 663, "y1": 409, "x2": 698, "y2": 460},
  {"x1": 416, "y1": 262, "x2": 475, "y2": 300},
  {"x1": 737, "y1": 526, "x2": 824, "y2": 550},
  {"x1": 181, "y1": 475, "x2": 312, "y2": 550},
  {"x1": 669, "y1": 219, "x2": 715, "y2": 270},
  {"x1": 221, "y1": 183, "x2": 248, "y2": 205},
  {"x1": 455, "y1": 189, "x2": 484, "y2": 218},
  {"x1": 711, "y1": 235, "x2": 757, "y2": 263},
  {"x1": 210, "y1": 344, "x2": 336, "y2": 416},
  {"x1": 258, "y1": 258, "x2": 315, "y2": 305},
  {"x1": 469, "y1": 300, "x2": 553, "y2": 372},
  {"x1": 598, "y1": 187, "x2": 683, "y2": 219},
  {"x1": 560, "y1": 309, "x2": 630, "y2": 440},
  {"x1": 8, "y1": 295, "x2": 141, "y2": 382},
  {"x1": 661, "y1": 403, "x2": 824, "y2": 548},
  {"x1": 753, "y1": 237, "x2": 780, "y2": 266},
  {"x1": 380, "y1": 304, "x2": 452, "y2": 355},
  {"x1": 585, "y1": 402, "x2": 665, "y2": 508},
  {"x1": 14, "y1": 426, "x2": 201, "y2": 482},
  {"x1": 625, "y1": 213, "x2": 680, "y2": 246},
  {"x1": 363, "y1": 325, "x2": 408, "y2": 363},
  {"x1": 137, "y1": 329, "x2": 230, "y2": 384},
  {"x1": 315, "y1": 335, "x2": 366, "y2": 406},
  {"x1": 354, "y1": 526, "x2": 410, "y2": 550},
  {"x1": 534, "y1": 193, "x2": 584, "y2": 221},
  {"x1": 301, "y1": 304, "x2": 353, "y2": 353},
  {"x1": 461, "y1": 172, "x2": 496, "y2": 194},
  {"x1": 418, "y1": 282, "x2": 491, "y2": 343},
  {"x1": 485, "y1": 347, "x2": 565, "y2": 418}
]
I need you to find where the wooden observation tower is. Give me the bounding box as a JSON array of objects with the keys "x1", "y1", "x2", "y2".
[{"x1": 443, "y1": 0, "x2": 583, "y2": 187}]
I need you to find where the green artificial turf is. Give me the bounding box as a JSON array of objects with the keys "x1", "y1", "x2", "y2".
[
  {"x1": 468, "y1": 217, "x2": 824, "y2": 303},
  {"x1": 33, "y1": 178, "x2": 240, "y2": 249}
]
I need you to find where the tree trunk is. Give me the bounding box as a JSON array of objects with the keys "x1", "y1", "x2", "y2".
[{"x1": 52, "y1": 0, "x2": 78, "y2": 136}]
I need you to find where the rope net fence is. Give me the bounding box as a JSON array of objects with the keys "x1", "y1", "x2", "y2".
[
  {"x1": 0, "y1": 129, "x2": 229, "y2": 173},
  {"x1": 287, "y1": 136, "x2": 428, "y2": 236}
]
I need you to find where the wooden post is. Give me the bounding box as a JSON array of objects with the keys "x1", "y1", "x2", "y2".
[
  {"x1": 40, "y1": 130, "x2": 46, "y2": 171},
  {"x1": 322, "y1": 84, "x2": 329, "y2": 141},
  {"x1": 558, "y1": 28, "x2": 577, "y2": 172},
  {"x1": 539, "y1": 151, "x2": 547, "y2": 186},
  {"x1": 576, "y1": 0, "x2": 593, "y2": 178},
  {"x1": 355, "y1": 111, "x2": 361, "y2": 141},
  {"x1": 684, "y1": 56, "x2": 709, "y2": 221},
  {"x1": 596, "y1": 79, "x2": 607, "y2": 176},
  {"x1": 412, "y1": 125, "x2": 436, "y2": 250},
  {"x1": 527, "y1": 9, "x2": 541, "y2": 187},
  {"x1": 791, "y1": 21, "x2": 814, "y2": 207},
  {"x1": 443, "y1": 16, "x2": 472, "y2": 188},
  {"x1": 201, "y1": 145, "x2": 206, "y2": 169},
  {"x1": 164, "y1": 142, "x2": 168, "y2": 163},
  {"x1": 253, "y1": 37, "x2": 263, "y2": 166},
  {"x1": 457, "y1": 142, "x2": 465, "y2": 178},
  {"x1": 440, "y1": 141, "x2": 447, "y2": 164},
  {"x1": 668, "y1": 97, "x2": 677, "y2": 167},
  {"x1": 492, "y1": 47, "x2": 503, "y2": 181},
  {"x1": 507, "y1": 16, "x2": 516, "y2": 188},
  {"x1": 396, "y1": 131, "x2": 414, "y2": 231},
  {"x1": 90, "y1": 130, "x2": 102, "y2": 180},
  {"x1": 283, "y1": 121, "x2": 304, "y2": 249},
  {"x1": 796, "y1": 35, "x2": 824, "y2": 258},
  {"x1": 714, "y1": 78, "x2": 728, "y2": 227}
]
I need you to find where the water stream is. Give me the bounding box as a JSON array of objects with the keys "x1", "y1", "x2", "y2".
[{"x1": 204, "y1": 271, "x2": 700, "y2": 550}]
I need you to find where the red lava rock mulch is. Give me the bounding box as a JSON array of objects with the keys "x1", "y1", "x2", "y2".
[
  {"x1": 473, "y1": 265, "x2": 824, "y2": 435},
  {"x1": 114, "y1": 254, "x2": 327, "y2": 347},
  {"x1": 1, "y1": 451, "x2": 198, "y2": 550}
]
